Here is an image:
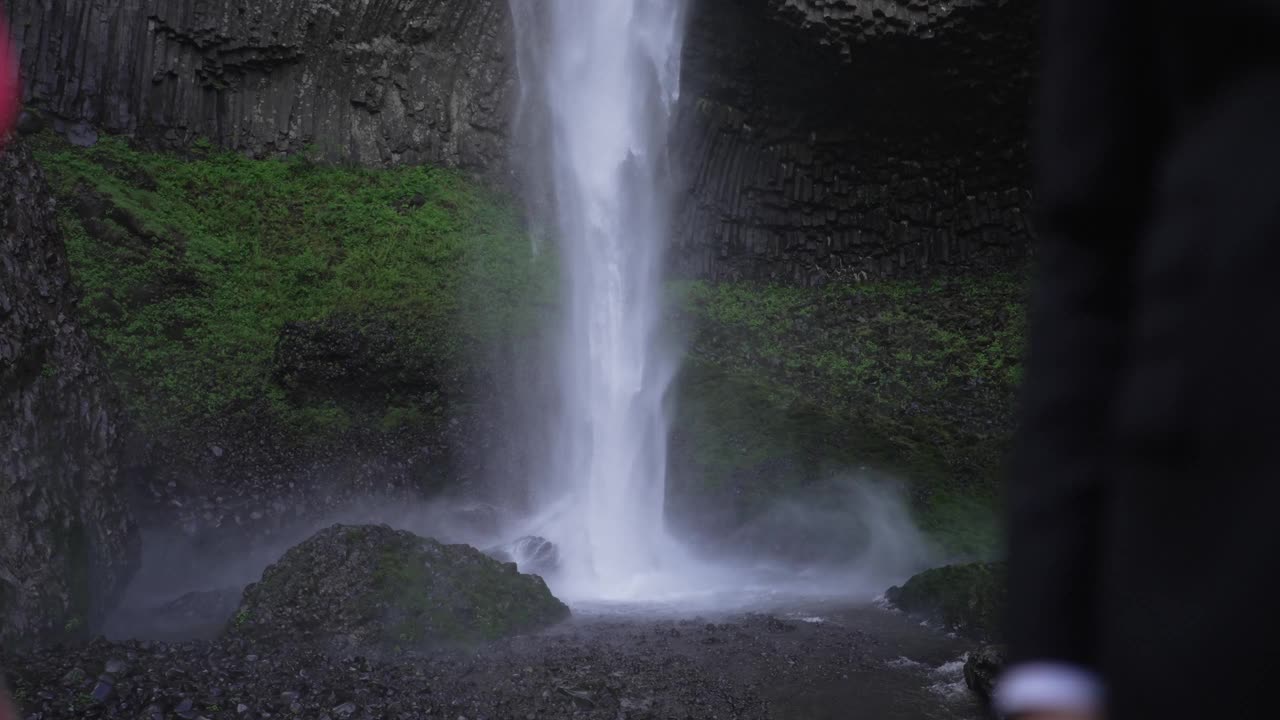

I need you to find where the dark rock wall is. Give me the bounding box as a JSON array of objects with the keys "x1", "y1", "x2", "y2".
[
  {"x1": 0, "y1": 1, "x2": 1035, "y2": 578},
  {"x1": 4, "y1": 0, "x2": 512, "y2": 170},
  {"x1": 672, "y1": 0, "x2": 1035, "y2": 283},
  {"x1": 0, "y1": 141, "x2": 138, "y2": 647},
  {"x1": 6, "y1": 0, "x2": 1033, "y2": 282}
]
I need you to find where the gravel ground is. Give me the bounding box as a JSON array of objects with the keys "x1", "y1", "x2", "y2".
[{"x1": 2, "y1": 607, "x2": 984, "y2": 720}]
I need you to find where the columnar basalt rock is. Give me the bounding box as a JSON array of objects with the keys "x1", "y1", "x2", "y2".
[
  {"x1": 673, "y1": 0, "x2": 1035, "y2": 283},
  {"x1": 6, "y1": 0, "x2": 1032, "y2": 282},
  {"x1": 0, "y1": 141, "x2": 139, "y2": 647},
  {"x1": 3, "y1": 0, "x2": 513, "y2": 170}
]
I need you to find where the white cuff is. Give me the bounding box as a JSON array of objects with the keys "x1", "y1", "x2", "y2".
[{"x1": 993, "y1": 662, "x2": 1105, "y2": 717}]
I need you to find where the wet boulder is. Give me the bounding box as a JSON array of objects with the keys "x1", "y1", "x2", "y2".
[
  {"x1": 226, "y1": 524, "x2": 569, "y2": 654},
  {"x1": 884, "y1": 561, "x2": 1006, "y2": 641},
  {"x1": 963, "y1": 644, "x2": 1005, "y2": 701},
  {"x1": 486, "y1": 536, "x2": 560, "y2": 576}
]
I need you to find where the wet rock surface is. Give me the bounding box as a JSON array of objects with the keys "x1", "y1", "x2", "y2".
[
  {"x1": 273, "y1": 316, "x2": 443, "y2": 405},
  {"x1": 2, "y1": 609, "x2": 982, "y2": 719},
  {"x1": 885, "y1": 562, "x2": 1006, "y2": 641},
  {"x1": 11, "y1": 0, "x2": 1035, "y2": 285},
  {"x1": 225, "y1": 525, "x2": 569, "y2": 654},
  {"x1": 487, "y1": 536, "x2": 560, "y2": 577},
  {"x1": 674, "y1": 0, "x2": 1035, "y2": 283},
  {"x1": 963, "y1": 644, "x2": 1005, "y2": 701},
  {"x1": 0, "y1": 141, "x2": 139, "y2": 648},
  {"x1": 6, "y1": 0, "x2": 512, "y2": 171}
]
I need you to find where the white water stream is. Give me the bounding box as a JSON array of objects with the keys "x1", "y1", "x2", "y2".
[{"x1": 509, "y1": 0, "x2": 691, "y2": 599}]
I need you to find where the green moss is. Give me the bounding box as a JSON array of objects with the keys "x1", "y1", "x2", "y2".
[
  {"x1": 369, "y1": 534, "x2": 568, "y2": 647},
  {"x1": 672, "y1": 271, "x2": 1027, "y2": 556},
  {"x1": 674, "y1": 272, "x2": 1027, "y2": 455},
  {"x1": 29, "y1": 131, "x2": 556, "y2": 442},
  {"x1": 670, "y1": 360, "x2": 947, "y2": 516},
  {"x1": 379, "y1": 404, "x2": 426, "y2": 432},
  {"x1": 885, "y1": 561, "x2": 1007, "y2": 640},
  {"x1": 287, "y1": 404, "x2": 353, "y2": 436},
  {"x1": 225, "y1": 525, "x2": 567, "y2": 651}
]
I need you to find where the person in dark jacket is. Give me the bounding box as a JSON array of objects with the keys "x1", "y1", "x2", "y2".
[{"x1": 998, "y1": 1, "x2": 1280, "y2": 718}]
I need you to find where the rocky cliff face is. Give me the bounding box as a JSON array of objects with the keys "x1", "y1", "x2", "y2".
[
  {"x1": 4, "y1": 0, "x2": 512, "y2": 170},
  {"x1": 6, "y1": 0, "x2": 1032, "y2": 282},
  {"x1": 673, "y1": 0, "x2": 1035, "y2": 283},
  {"x1": 0, "y1": 141, "x2": 139, "y2": 647}
]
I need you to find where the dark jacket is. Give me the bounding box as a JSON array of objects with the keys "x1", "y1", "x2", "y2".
[{"x1": 1008, "y1": 1, "x2": 1280, "y2": 716}]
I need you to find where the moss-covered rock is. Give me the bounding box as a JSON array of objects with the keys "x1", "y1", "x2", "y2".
[
  {"x1": 885, "y1": 561, "x2": 1006, "y2": 640},
  {"x1": 226, "y1": 525, "x2": 569, "y2": 654}
]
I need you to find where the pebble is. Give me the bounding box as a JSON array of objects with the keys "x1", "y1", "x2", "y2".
[{"x1": 0, "y1": 613, "x2": 977, "y2": 720}]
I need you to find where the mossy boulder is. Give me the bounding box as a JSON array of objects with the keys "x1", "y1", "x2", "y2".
[
  {"x1": 226, "y1": 525, "x2": 569, "y2": 654},
  {"x1": 885, "y1": 561, "x2": 1006, "y2": 640}
]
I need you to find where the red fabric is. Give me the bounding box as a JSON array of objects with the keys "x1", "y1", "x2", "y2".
[{"x1": 0, "y1": 5, "x2": 20, "y2": 145}]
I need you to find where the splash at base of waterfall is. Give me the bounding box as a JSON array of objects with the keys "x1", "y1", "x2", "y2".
[
  {"x1": 507, "y1": 496, "x2": 703, "y2": 603},
  {"x1": 501, "y1": 475, "x2": 937, "y2": 607}
]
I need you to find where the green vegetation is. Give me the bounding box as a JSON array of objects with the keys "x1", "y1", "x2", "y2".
[
  {"x1": 30, "y1": 131, "x2": 554, "y2": 441},
  {"x1": 672, "y1": 271, "x2": 1028, "y2": 557},
  {"x1": 370, "y1": 531, "x2": 569, "y2": 647},
  {"x1": 25, "y1": 132, "x2": 1018, "y2": 559}
]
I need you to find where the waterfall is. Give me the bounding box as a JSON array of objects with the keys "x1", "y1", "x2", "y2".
[{"x1": 510, "y1": 0, "x2": 689, "y2": 598}]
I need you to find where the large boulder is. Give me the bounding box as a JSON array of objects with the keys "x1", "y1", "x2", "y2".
[
  {"x1": 885, "y1": 561, "x2": 1005, "y2": 641},
  {"x1": 0, "y1": 141, "x2": 139, "y2": 647},
  {"x1": 226, "y1": 525, "x2": 569, "y2": 654}
]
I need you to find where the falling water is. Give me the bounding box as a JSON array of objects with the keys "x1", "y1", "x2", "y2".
[{"x1": 510, "y1": 1, "x2": 689, "y2": 598}]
